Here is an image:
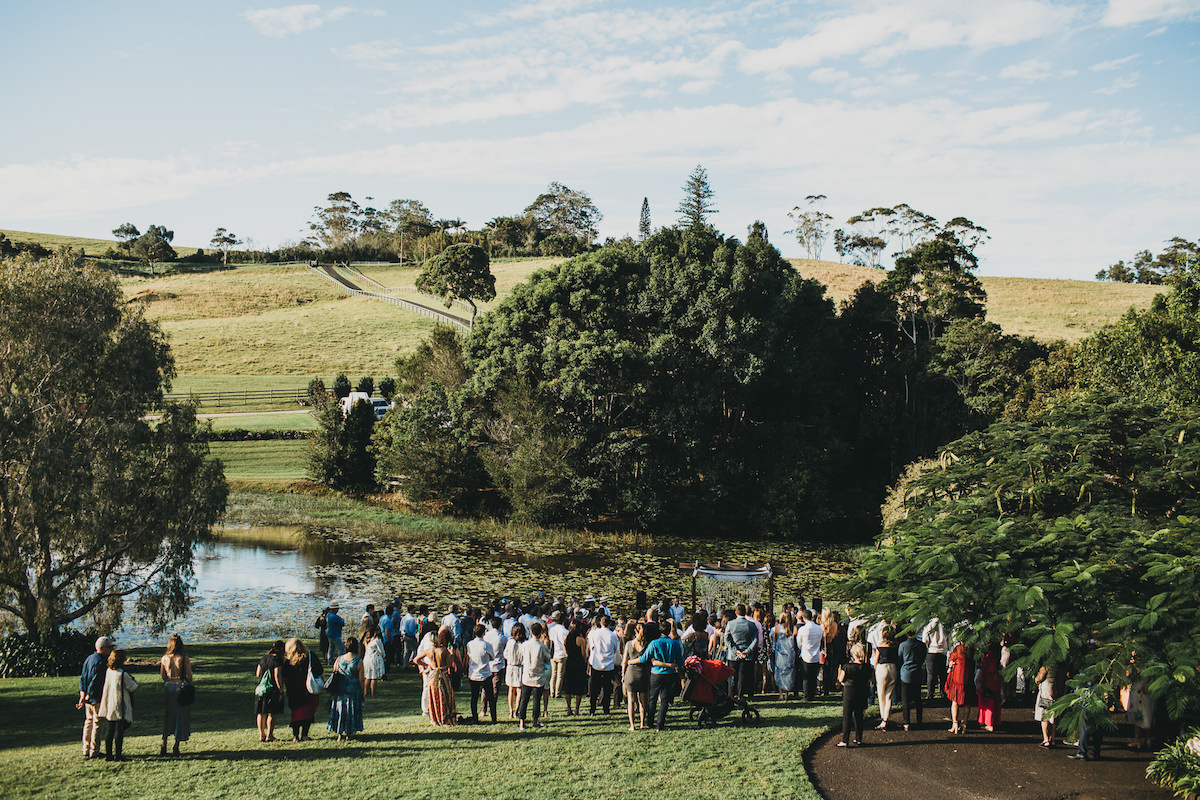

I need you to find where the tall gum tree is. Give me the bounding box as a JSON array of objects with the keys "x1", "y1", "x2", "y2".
[{"x1": 0, "y1": 252, "x2": 227, "y2": 638}]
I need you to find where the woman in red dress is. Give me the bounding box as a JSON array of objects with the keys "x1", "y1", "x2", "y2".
[
  {"x1": 976, "y1": 646, "x2": 1003, "y2": 731},
  {"x1": 944, "y1": 642, "x2": 972, "y2": 733}
]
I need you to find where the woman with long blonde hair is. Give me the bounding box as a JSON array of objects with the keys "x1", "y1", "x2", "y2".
[
  {"x1": 159, "y1": 634, "x2": 193, "y2": 756},
  {"x1": 621, "y1": 620, "x2": 650, "y2": 731},
  {"x1": 282, "y1": 638, "x2": 322, "y2": 741}
]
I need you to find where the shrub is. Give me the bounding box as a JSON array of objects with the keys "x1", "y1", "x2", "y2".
[
  {"x1": 1146, "y1": 728, "x2": 1200, "y2": 799},
  {"x1": 0, "y1": 630, "x2": 99, "y2": 678}
]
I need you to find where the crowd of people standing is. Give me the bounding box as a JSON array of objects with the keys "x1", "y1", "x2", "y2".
[{"x1": 73, "y1": 593, "x2": 1159, "y2": 763}]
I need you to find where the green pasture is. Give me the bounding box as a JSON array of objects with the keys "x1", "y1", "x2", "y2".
[
  {"x1": 209, "y1": 440, "x2": 310, "y2": 483},
  {"x1": 791, "y1": 260, "x2": 1161, "y2": 342},
  {"x1": 203, "y1": 412, "x2": 317, "y2": 432},
  {"x1": 0, "y1": 640, "x2": 836, "y2": 800},
  {"x1": 1, "y1": 228, "x2": 201, "y2": 257}
]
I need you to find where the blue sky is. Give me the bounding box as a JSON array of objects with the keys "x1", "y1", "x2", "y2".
[{"x1": 2, "y1": 0, "x2": 1197, "y2": 279}]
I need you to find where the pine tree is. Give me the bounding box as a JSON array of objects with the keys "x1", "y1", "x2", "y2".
[
  {"x1": 639, "y1": 197, "x2": 651, "y2": 240},
  {"x1": 676, "y1": 165, "x2": 717, "y2": 228}
]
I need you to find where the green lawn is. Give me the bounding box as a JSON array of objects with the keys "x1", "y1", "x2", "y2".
[
  {"x1": 204, "y1": 412, "x2": 318, "y2": 432},
  {"x1": 209, "y1": 440, "x2": 310, "y2": 483},
  {"x1": 0, "y1": 640, "x2": 837, "y2": 800},
  {"x1": 1, "y1": 228, "x2": 201, "y2": 257}
]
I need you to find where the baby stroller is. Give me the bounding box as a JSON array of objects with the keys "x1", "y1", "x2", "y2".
[{"x1": 682, "y1": 655, "x2": 761, "y2": 727}]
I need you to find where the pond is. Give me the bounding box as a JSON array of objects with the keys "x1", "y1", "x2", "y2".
[{"x1": 113, "y1": 525, "x2": 858, "y2": 648}]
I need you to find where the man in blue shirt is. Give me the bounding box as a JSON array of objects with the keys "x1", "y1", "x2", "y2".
[
  {"x1": 639, "y1": 622, "x2": 684, "y2": 731},
  {"x1": 381, "y1": 603, "x2": 397, "y2": 669},
  {"x1": 325, "y1": 603, "x2": 345, "y2": 663},
  {"x1": 76, "y1": 635, "x2": 113, "y2": 759},
  {"x1": 400, "y1": 605, "x2": 419, "y2": 668}
]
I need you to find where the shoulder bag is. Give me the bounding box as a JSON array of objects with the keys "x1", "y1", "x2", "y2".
[
  {"x1": 178, "y1": 682, "x2": 196, "y2": 706},
  {"x1": 306, "y1": 657, "x2": 325, "y2": 695}
]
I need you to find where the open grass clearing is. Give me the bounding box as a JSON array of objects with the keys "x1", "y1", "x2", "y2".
[
  {"x1": 1, "y1": 228, "x2": 201, "y2": 257},
  {"x1": 209, "y1": 440, "x2": 310, "y2": 483},
  {"x1": 790, "y1": 260, "x2": 1161, "y2": 342},
  {"x1": 126, "y1": 259, "x2": 1162, "y2": 386},
  {"x1": 204, "y1": 412, "x2": 317, "y2": 432},
  {"x1": 0, "y1": 640, "x2": 836, "y2": 800}
]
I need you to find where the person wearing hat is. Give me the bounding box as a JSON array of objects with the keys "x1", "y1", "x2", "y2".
[
  {"x1": 325, "y1": 603, "x2": 345, "y2": 664},
  {"x1": 77, "y1": 635, "x2": 114, "y2": 758}
]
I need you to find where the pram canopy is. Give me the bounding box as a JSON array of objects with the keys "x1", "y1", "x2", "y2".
[{"x1": 684, "y1": 656, "x2": 735, "y2": 705}]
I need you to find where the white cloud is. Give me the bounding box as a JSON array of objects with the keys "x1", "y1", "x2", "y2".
[
  {"x1": 337, "y1": 8, "x2": 747, "y2": 130},
  {"x1": 1000, "y1": 58, "x2": 1055, "y2": 81},
  {"x1": 1090, "y1": 54, "x2": 1140, "y2": 70},
  {"x1": 1094, "y1": 72, "x2": 1140, "y2": 94},
  {"x1": 4, "y1": 94, "x2": 1194, "y2": 280},
  {"x1": 739, "y1": 0, "x2": 1078, "y2": 74},
  {"x1": 241, "y1": 5, "x2": 382, "y2": 38},
  {"x1": 1101, "y1": 0, "x2": 1200, "y2": 27}
]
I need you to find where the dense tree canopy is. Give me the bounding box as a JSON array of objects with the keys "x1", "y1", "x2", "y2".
[
  {"x1": 0, "y1": 253, "x2": 226, "y2": 637},
  {"x1": 830, "y1": 392, "x2": 1200, "y2": 723},
  {"x1": 415, "y1": 243, "x2": 496, "y2": 322},
  {"x1": 452, "y1": 225, "x2": 849, "y2": 534}
]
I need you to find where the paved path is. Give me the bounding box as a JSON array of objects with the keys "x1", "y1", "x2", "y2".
[
  {"x1": 316, "y1": 263, "x2": 472, "y2": 329},
  {"x1": 806, "y1": 702, "x2": 1170, "y2": 800}
]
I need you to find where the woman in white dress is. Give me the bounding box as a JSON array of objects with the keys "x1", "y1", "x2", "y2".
[
  {"x1": 362, "y1": 629, "x2": 387, "y2": 697},
  {"x1": 1033, "y1": 664, "x2": 1057, "y2": 746},
  {"x1": 98, "y1": 649, "x2": 139, "y2": 761},
  {"x1": 504, "y1": 622, "x2": 526, "y2": 718}
]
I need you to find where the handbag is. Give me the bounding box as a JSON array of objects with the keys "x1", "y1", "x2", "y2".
[
  {"x1": 178, "y1": 682, "x2": 196, "y2": 706},
  {"x1": 325, "y1": 669, "x2": 346, "y2": 696},
  {"x1": 305, "y1": 658, "x2": 325, "y2": 695},
  {"x1": 254, "y1": 669, "x2": 275, "y2": 698}
]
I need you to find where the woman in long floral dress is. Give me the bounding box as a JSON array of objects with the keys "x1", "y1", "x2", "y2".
[
  {"x1": 773, "y1": 612, "x2": 797, "y2": 700},
  {"x1": 416, "y1": 628, "x2": 458, "y2": 726},
  {"x1": 328, "y1": 637, "x2": 365, "y2": 740}
]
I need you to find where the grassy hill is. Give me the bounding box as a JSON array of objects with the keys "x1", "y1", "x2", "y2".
[
  {"x1": 112, "y1": 256, "x2": 1162, "y2": 387},
  {"x1": 791, "y1": 260, "x2": 1162, "y2": 342},
  {"x1": 1, "y1": 227, "x2": 201, "y2": 257}
]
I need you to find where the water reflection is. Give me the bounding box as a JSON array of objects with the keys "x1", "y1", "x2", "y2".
[{"x1": 113, "y1": 524, "x2": 853, "y2": 648}]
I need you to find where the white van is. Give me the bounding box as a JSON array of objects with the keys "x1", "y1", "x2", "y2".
[{"x1": 339, "y1": 392, "x2": 392, "y2": 420}]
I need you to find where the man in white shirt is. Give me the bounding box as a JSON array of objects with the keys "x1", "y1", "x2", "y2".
[
  {"x1": 483, "y1": 616, "x2": 508, "y2": 706},
  {"x1": 796, "y1": 608, "x2": 824, "y2": 701},
  {"x1": 547, "y1": 610, "x2": 569, "y2": 699},
  {"x1": 441, "y1": 604, "x2": 462, "y2": 647},
  {"x1": 922, "y1": 618, "x2": 949, "y2": 699},
  {"x1": 586, "y1": 615, "x2": 621, "y2": 714},
  {"x1": 465, "y1": 623, "x2": 496, "y2": 723}
]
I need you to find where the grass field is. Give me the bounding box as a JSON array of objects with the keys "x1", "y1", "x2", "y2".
[
  {"x1": 120, "y1": 256, "x2": 1162, "y2": 395},
  {"x1": 0, "y1": 640, "x2": 837, "y2": 800},
  {"x1": 204, "y1": 412, "x2": 317, "y2": 432},
  {"x1": 209, "y1": 440, "x2": 311, "y2": 483},
  {"x1": 1, "y1": 227, "x2": 201, "y2": 257},
  {"x1": 790, "y1": 260, "x2": 1162, "y2": 342}
]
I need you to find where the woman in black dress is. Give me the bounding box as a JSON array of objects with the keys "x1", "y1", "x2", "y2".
[
  {"x1": 562, "y1": 617, "x2": 589, "y2": 715},
  {"x1": 837, "y1": 642, "x2": 871, "y2": 746},
  {"x1": 254, "y1": 640, "x2": 286, "y2": 742},
  {"x1": 282, "y1": 638, "x2": 323, "y2": 741}
]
